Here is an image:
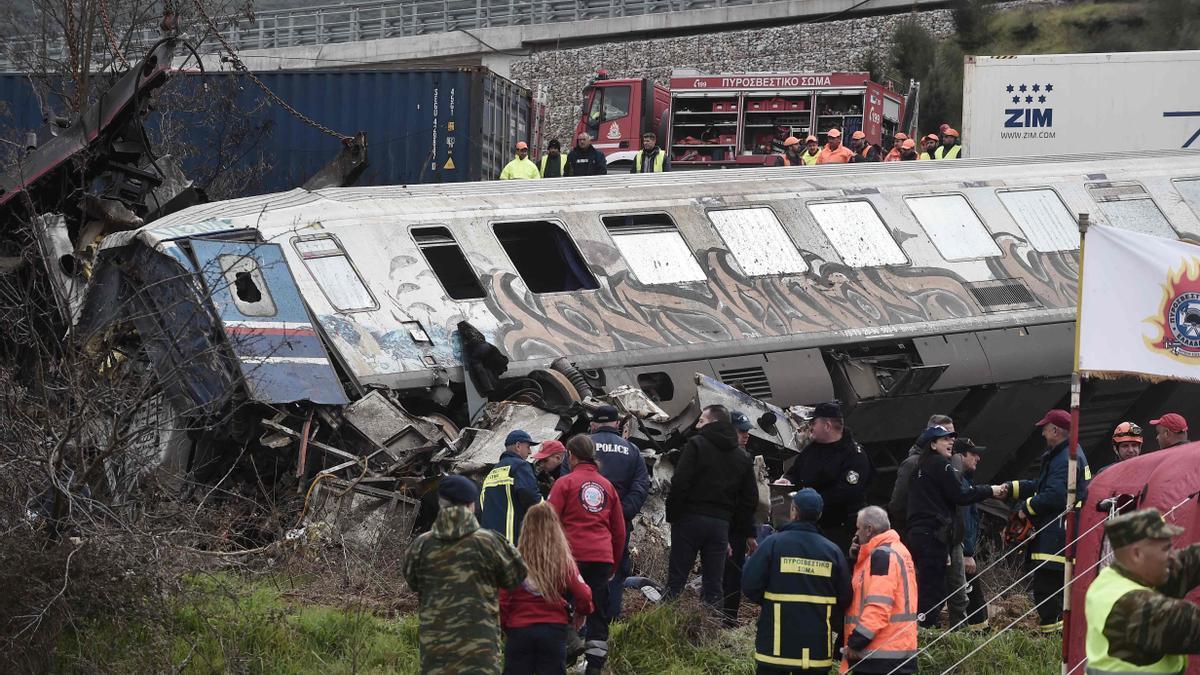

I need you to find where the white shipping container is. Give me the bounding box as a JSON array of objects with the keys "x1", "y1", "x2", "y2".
[{"x1": 962, "y1": 51, "x2": 1200, "y2": 158}]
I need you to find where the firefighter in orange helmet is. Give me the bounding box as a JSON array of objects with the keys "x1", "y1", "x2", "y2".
[
  {"x1": 849, "y1": 130, "x2": 883, "y2": 163},
  {"x1": 778, "y1": 136, "x2": 805, "y2": 166},
  {"x1": 884, "y1": 133, "x2": 908, "y2": 162},
  {"x1": 899, "y1": 139, "x2": 919, "y2": 161},
  {"x1": 818, "y1": 129, "x2": 855, "y2": 164},
  {"x1": 1111, "y1": 422, "x2": 1144, "y2": 463}
]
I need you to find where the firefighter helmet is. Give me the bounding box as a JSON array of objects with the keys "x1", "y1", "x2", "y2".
[{"x1": 1112, "y1": 421, "x2": 1143, "y2": 445}]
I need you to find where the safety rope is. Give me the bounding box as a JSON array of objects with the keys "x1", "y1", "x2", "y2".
[
  {"x1": 189, "y1": 0, "x2": 352, "y2": 142},
  {"x1": 99, "y1": 0, "x2": 131, "y2": 70},
  {"x1": 933, "y1": 492, "x2": 1195, "y2": 674}
]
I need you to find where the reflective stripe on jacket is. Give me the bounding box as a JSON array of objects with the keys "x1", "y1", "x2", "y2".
[
  {"x1": 840, "y1": 529, "x2": 918, "y2": 674},
  {"x1": 479, "y1": 451, "x2": 542, "y2": 545},
  {"x1": 742, "y1": 520, "x2": 852, "y2": 670},
  {"x1": 1008, "y1": 441, "x2": 1091, "y2": 569},
  {"x1": 1084, "y1": 566, "x2": 1187, "y2": 674}
]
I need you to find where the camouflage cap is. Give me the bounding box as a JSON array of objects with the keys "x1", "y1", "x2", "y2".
[{"x1": 1105, "y1": 508, "x2": 1185, "y2": 548}]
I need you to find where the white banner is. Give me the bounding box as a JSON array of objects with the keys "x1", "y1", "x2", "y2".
[{"x1": 1079, "y1": 225, "x2": 1200, "y2": 382}]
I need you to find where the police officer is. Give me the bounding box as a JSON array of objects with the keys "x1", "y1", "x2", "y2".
[
  {"x1": 1085, "y1": 508, "x2": 1200, "y2": 672},
  {"x1": 478, "y1": 429, "x2": 543, "y2": 546},
  {"x1": 781, "y1": 401, "x2": 872, "y2": 555},
  {"x1": 589, "y1": 405, "x2": 650, "y2": 619},
  {"x1": 1003, "y1": 409, "x2": 1091, "y2": 632},
  {"x1": 632, "y1": 132, "x2": 670, "y2": 173},
  {"x1": 743, "y1": 488, "x2": 851, "y2": 674}
]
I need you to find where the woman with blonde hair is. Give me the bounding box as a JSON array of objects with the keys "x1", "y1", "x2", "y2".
[{"x1": 500, "y1": 501, "x2": 594, "y2": 675}]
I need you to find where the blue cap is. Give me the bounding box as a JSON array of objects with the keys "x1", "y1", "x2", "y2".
[
  {"x1": 731, "y1": 410, "x2": 753, "y2": 432},
  {"x1": 438, "y1": 475, "x2": 479, "y2": 505},
  {"x1": 792, "y1": 488, "x2": 823, "y2": 519},
  {"x1": 504, "y1": 429, "x2": 540, "y2": 446},
  {"x1": 918, "y1": 424, "x2": 957, "y2": 446},
  {"x1": 812, "y1": 401, "x2": 843, "y2": 419},
  {"x1": 592, "y1": 405, "x2": 621, "y2": 423}
]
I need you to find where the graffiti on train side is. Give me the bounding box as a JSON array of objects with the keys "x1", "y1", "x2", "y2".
[{"x1": 485, "y1": 243, "x2": 1078, "y2": 361}]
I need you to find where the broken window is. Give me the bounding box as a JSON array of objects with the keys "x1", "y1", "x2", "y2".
[
  {"x1": 1174, "y1": 178, "x2": 1200, "y2": 221},
  {"x1": 293, "y1": 234, "x2": 377, "y2": 312},
  {"x1": 707, "y1": 208, "x2": 809, "y2": 276},
  {"x1": 806, "y1": 200, "x2": 907, "y2": 267},
  {"x1": 412, "y1": 226, "x2": 486, "y2": 300},
  {"x1": 602, "y1": 213, "x2": 707, "y2": 284},
  {"x1": 905, "y1": 194, "x2": 1002, "y2": 261},
  {"x1": 997, "y1": 188, "x2": 1078, "y2": 252},
  {"x1": 492, "y1": 220, "x2": 599, "y2": 293},
  {"x1": 1086, "y1": 182, "x2": 1176, "y2": 238},
  {"x1": 637, "y1": 372, "x2": 675, "y2": 402},
  {"x1": 219, "y1": 253, "x2": 277, "y2": 317}
]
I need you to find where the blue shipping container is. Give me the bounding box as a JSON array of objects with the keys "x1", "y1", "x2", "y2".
[{"x1": 0, "y1": 67, "x2": 534, "y2": 194}]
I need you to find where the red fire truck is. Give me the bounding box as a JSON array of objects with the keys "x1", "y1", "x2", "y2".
[{"x1": 576, "y1": 70, "x2": 916, "y2": 169}]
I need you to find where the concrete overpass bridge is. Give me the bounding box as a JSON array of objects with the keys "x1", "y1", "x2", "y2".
[{"x1": 1, "y1": 0, "x2": 943, "y2": 75}]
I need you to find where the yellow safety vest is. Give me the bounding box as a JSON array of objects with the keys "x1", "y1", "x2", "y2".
[
  {"x1": 802, "y1": 152, "x2": 820, "y2": 166},
  {"x1": 1084, "y1": 566, "x2": 1187, "y2": 674},
  {"x1": 935, "y1": 144, "x2": 962, "y2": 160},
  {"x1": 540, "y1": 154, "x2": 567, "y2": 177},
  {"x1": 499, "y1": 157, "x2": 541, "y2": 180},
  {"x1": 634, "y1": 149, "x2": 666, "y2": 172},
  {"x1": 919, "y1": 152, "x2": 933, "y2": 160}
]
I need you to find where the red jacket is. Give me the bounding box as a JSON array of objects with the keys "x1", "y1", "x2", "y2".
[
  {"x1": 548, "y1": 461, "x2": 626, "y2": 565},
  {"x1": 500, "y1": 565, "x2": 595, "y2": 629}
]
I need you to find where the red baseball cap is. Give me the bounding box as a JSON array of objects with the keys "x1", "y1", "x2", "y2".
[
  {"x1": 1035, "y1": 409, "x2": 1071, "y2": 429},
  {"x1": 1150, "y1": 412, "x2": 1188, "y2": 433},
  {"x1": 531, "y1": 439, "x2": 566, "y2": 462}
]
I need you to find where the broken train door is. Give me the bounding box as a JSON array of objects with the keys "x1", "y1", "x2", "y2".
[{"x1": 189, "y1": 240, "x2": 348, "y2": 405}]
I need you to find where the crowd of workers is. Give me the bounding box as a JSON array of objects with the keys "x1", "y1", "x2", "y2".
[
  {"x1": 401, "y1": 401, "x2": 1200, "y2": 675},
  {"x1": 498, "y1": 125, "x2": 963, "y2": 179}
]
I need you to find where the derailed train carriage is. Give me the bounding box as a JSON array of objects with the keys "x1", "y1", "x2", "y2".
[{"x1": 72, "y1": 150, "x2": 1200, "y2": 517}]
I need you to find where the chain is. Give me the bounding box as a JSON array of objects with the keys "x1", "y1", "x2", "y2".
[
  {"x1": 99, "y1": 0, "x2": 131, "y2": 70},
  {"x1": 189, "y1": 0, "x2": 351, "y2": 141}
]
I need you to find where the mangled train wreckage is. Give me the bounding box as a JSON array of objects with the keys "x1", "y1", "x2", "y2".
[{"x1": 8, "y1": 68, "x2": 1200, "y2": 544}]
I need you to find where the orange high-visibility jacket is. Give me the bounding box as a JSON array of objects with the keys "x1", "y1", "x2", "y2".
[{"x1": 840, "y1": 529, "x2": 919, "y2": 674}]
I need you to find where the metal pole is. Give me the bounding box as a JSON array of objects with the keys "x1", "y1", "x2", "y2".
[{"x1": 1062, "y1": 212, "x2": 1089, "y2": 674}]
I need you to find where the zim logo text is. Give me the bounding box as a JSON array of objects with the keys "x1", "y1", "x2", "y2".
[{"x1": 1001, "y1": 82, "x2": 1054, "y2": 129}]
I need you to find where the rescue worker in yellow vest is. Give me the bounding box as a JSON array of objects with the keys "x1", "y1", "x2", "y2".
[
  {"x1": 935, "y1": 128, "x2": 963, "y2": 159},
  {"x1": 840, "y1": 506, "x2": 918, "y2": 674},
  {"x1": 801, "y1": 135, "x2": 821, "y2": 165},
  {"x1": 778, "y1": 136, "x2": 805, "y2": 166},
  {"x1": 919, "y1": 134, "x2": 939, "y2": 160},
  {"x1": 742, "y1": 488, "x2": 851, "y2": 674},
  {"x1": 1084, "y1": 508, "x2": 1200, "y2": 674},
  {"x1": 499, "y1": 142, "x2": 540, "y2": 180},
  {"x1": 632, "y1": 132, "x2": 670, "y2": 173},
  {"x1": 540, "y1": 139, "x2": 568, "y2": 178}
]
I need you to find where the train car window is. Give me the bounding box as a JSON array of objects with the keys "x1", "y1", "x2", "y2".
[
  {"x1": 904, "y1": 195, "x2": 1002, "y2": 261},
  {"x1": 293, "y1": 235, "x2": 377, "y2": 312},
  {"x1": 493, "y1": 221, "x2": 599, "y2": 293},
  {"x1": 1174, "y1": 179, "x2": 1200, "y2": 219},
  {"x1": 412, "y1": 227, "x2": 486, "y2": 300},
  {"x1": 602, "y1": 214, "x2": 706, "y2": 284},
  {"x1": 219, "y1": 254, "x2": 277, "y2": 317},
  {"x1": 707, "y1": 208, "x2": 809, "y2": 276},
  {"x1": 1086, "y1": 182, "x2": 1176, "y2": 238},
  {"x1": 996, "y1": 188, "x2": 1077, "y2": 252},
  {"x1": 806, "y1": 200, "x2": 907, "y2": 267}
]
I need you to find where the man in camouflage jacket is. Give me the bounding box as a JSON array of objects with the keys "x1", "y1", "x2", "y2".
[
  {"x1": 1084, "y1": 508, "x2": 1200, "y2": 673},
  {"x1": 403, "y1": 475, "x2": 527, "y2": 675}
]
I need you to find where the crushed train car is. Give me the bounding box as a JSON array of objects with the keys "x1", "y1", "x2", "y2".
[{"x1": 15, "y1": 138, "x2": 1200, "y2": 543}]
